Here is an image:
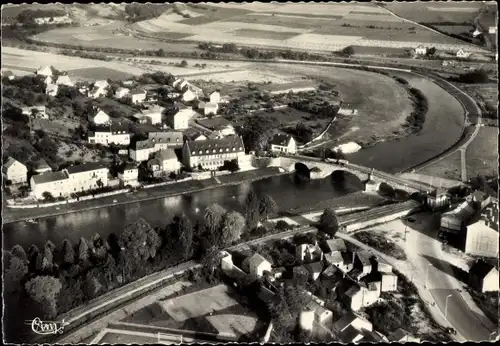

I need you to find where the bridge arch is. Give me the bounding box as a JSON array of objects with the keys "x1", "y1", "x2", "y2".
[
  {"x1": 294, "y1": 162, "x2": 311, "y2": 179},
  {"x1": 330, "y1": 169, "x2": 364, "y2": 189}
]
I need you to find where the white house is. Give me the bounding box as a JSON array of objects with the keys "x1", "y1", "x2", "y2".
[
  {"x1": 87, "y1": 125, "x2": 130, "y2": 146},
  {"x1": 338, "y1": 103, "x2": 359, "y2": 116},
  {"x1": 94, "y1": 80, "x2": 109, "y2": 90},
  {"x1": 115, "y1": 87, "x2": 130, "y2": 99},
  {"x1": 43, "y1": 76, "x2": 53, "y2": 85},
  {"x1": 182, "y1": 135, "x2": 246, "y2": 171},
  {"x1": 465, "y1": 201, "x2": 499, "y2": 259},
  {"x1": 30, "y1": 171, "x2": 70, "y2": 199},
  {"x1": 219, "y1": 124, "x2": 236, "y2": 137},
  {"x1": 489, "y1": 26, "x2": 497, "y2": 34},
  {"x1": 148, "y1": 131, "x2": 184, "y2": 149},
  {"x1": 3, "y1": 157, "x2": 28, "y2": 184},
  {"x1": 209, "y1": 91, "x2": 221, "y2": 103},
  {"x1": 130, "y1": 89, "x2": 147, "y2": 104},
  {"x1": 198, "y1": 101, "x2": 219, "y2": 116},
  {"x1": 149, "y1": 149, "x2": 181, "y2": 174},
  {"x1": 133, "y1": 106, "x2": 164, "y2": 125},
  {"x1": 469, "y1": 260, "x2": 499, "y2": 293},
  {"x1": 427, "y1": 187, "x2": 451, "y2": 211},
  {"x1": 306, "y1": 300, "x2": 333, "y2": 325},
  {"x1": 456, "y1": 49, "x2": 471, "y2": 59},
  {"x1": 66, "y1": 162, "x2": 109, "y2": 193},
  {"x1": 88, "y1": 110, "x2": 111, "y2": 125},
  {"x1": 88, "y1": 86, "x2": 107, "y2": 99},
  {"x1": 270, "y1": 134, "x2": 297, "y2": 154},
  {"x1": 182, "y1": 89, "x2": 197, "y2": 102},
  {"x1": 55, "y1": 75, "x2": 74, "y2": 87},
  {"x1": 129, "y1": 140, "x2": 155, "y2": 162},
  {"x1": 36, "y1": 66, "x2": 53, "y2": 77},
  {"x1": 118, "y1": 162, "x2": 139, "y2": 187},
  {"x1": 247, "y1": 253, "x2": 272, "y2": 278},
  {"x1": 414, "y1": 45, "x2": 428, "y2": 56},
  {"x1": 172, "y1": 78, "x2": 184, "y2": 89},
  {"x1": 22, "y1": 105, "x2": 48, "y2": 119},
  {"x1": 46, "y1": 83, "x2": 59, "y2": 97},
  {"x1": 167, "y1": 107, "x2": 194, "y2": 130}
]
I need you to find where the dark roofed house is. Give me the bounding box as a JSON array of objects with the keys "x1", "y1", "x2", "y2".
[
  {"x1": 469, "y1": 260, "x2": 499, "y2": 293},
  {"x1": 148, "y1": 131, "x2": 184, "y2": 148},
  {"x1": 326, "y1": 238, "x2": 347, "y2": 253},
  {"x1": 304, "y1": 261, "x2": 324, "y2": 281},
  {"x1": 31, "y1": 171, "x2": 69, "y2": 185},
  {"x1": 269, "y1": 133, "x2": 297, "y2": 154},
  {"x1": 355, "y1": 250, "x2": 373, "y2": 276},
  {"x1": 66, "y1": 162, "x2": 108, "y2": 175},
  {"x1": 182, "y1": 135, "x2": 246, "y2": 170},
  {"x1": 388, "y1": 328, "x2": 420, "y2": 342}
]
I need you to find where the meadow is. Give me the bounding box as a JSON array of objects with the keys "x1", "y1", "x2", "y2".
[{"x1": 465, "y1": 127, "x2": 498, "y2": 178}]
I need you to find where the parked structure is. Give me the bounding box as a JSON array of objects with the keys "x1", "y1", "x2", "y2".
[
  {"x1": 270, "y1": 134, "x2": 297, "y2": 154},
  {"x1": 3, "y1": 157, "x2": 28, "y2": 184}
]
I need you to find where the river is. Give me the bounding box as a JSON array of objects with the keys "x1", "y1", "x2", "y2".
[{"x1": 3, "y1": 174, "x2": 362, "y2": 250}]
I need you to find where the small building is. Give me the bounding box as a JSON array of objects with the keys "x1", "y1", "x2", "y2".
[
  {"x1": 21, "y1": 105, "x2": 48, "y2": 119},
  {"x1": 465, "y1": 201, "x2": 499, "y2": 259},
  {"x1": 270, "y1": 134, "x2": 297, "y2": 154},
  {"x1": 3, "y1": 157, "x2": 28, "y2": 184},
  {"x1": 36, "y1": 65, "x2": 54, "y2": 77},
  {"x1": 306, "y1": 299, "x2": 333, "y2": 325},
  {"x1": 219, "y1": 124, "x2": 236, "y2": 137},
  {"x1": 468, "y1": 260, "x2": 499, "y2": 293},
  {"x1": 152, "y1": 149, "x2": 181, "y2": 174},
  {"x1": 88, "y1": 86, "x2": 107, "y2": 99},
  {"x1": 372, "y1": 256, "x2": 393, "y2": 274},
  {"x1": 299, "y1": 310, "x2": 315, "y2": 332},
  {"x1": 325, "y1": 251, "x2": 355, "y2": 273},
  {"x1": 182, "y1": 88, "x2": 197, "y2": 102},
  {"x1": 133, "y1": 106, "x2": 164, "y2": 125},
  {"x1": 468, "y1": 190, "x2": 492, "y2": 210},
  {"x1": 343, "y1": 281, "x2": 381, "y2": 311},
  {"x1": 381, "y1": 273, "x2": 398, "y2": 292},
  {"x1": 456, "y1": 48, "x2": 471, "y2": 59},
  {"x1": 94, "y1": 80, "x2": 109, "y2": 90},
  {"x1": 66, "y1": 162, "x2": 109, "y2": 192},
  {"x1": 46, "y1": 83, "x2": 59, "y2": 97},
  {"x1": 333, "y1": 312, "x2": 373, "y2": 343},
  {"x1": 488, "y1": 26, "x2": 497, "y2": 34},
  {"x1": 354, "y1": 250, "x2": 373, "y2": 277},
  {"x1": 426, "y1": 187, "x2": 451, "y2": 211},
  {"x1": 130, "y1": 89, "x2": 147, "y2": 104},
  {"x1": 325, "y1": 238, "x2": 347, "y2": 253},
  {"x1": 148, "y1": 131, "x2": 184, "y2": 149},
  {"x1": 87, "y1": 124, "x2": 130, "y2": 146},
  {"x1": 337, "y1": 103, "x2": 359, "y2": 116},
  {"x1": 209, "y1": 91, "x2": 221, "y2": 104},
  {"x1": 198, "y1": 101, "x2": 219, "y2": 116},
  {"x1": 247, "y1": 253, "x2": 272, "y2": 279},
  {"x1": 30, "y1": 171, "x2": 70, "y2": 199},
  {"x1": 118, "y1": 162, "x2": 139, "y2": 187},
  {"x1": 129, "y1": 140, "x2": 155, "y2": 162},
  {"x1": 55, "y1": 75, "x2": 74, "y2": 87},
  {"x1": 304, "y1": 261, "x2": 324, "y2": 281},
  {"x1": 166, "y1": 107, "x2": 195, "y2": 130},
  {"x1": 88, "y1": 109, "x2": 111, "y2": 125},
  {"x1": 123, "y1": 80, "x2": 135, "y2": 87},
  {"x1": 414, "y1": 45, "x2": 428, "y2": 56},
  {"x1": 387, "y1": 328, "x2": 420, "y2": 343},
  {"x1": 296, "y1": 242, "x2": 324, "y2": 263},
  {"x1": 33, "y1": 158, "x2": 52, "y2": 174},
  {"x1": 2, "y1": 70, "x2": 15, "y2": 80},
  {"x1": 43, "y1": 75, "x2": 53, "y2": 85},
  {"x1": 115, "y1": 87, "x2": 130, "y2": 99}
]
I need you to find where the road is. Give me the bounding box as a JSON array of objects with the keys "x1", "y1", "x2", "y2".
[{"x1": 404, "y1": 213, "x2": 496, "y2": 341}]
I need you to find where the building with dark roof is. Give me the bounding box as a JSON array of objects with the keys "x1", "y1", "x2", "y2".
[
  {"x1": 30, "y1": 171, "x2": 70, "y2": 199},
  {"x1": 469, "y1": 260, "x2": 499, "y2": 293},
  {"x1": 269, "y1": 133, "x2": 297, "y2": 154},
  {"x1": 3, "y1": 157, "x2": 28, "y2": 184},
  {"x1": 88, "y1": 123, "x2": 130, "y2": 146},
  {"x1": 182, "y1": 135, "x2": 246, "y2": 171},
  {"x1": 465, "y1": 200, "x2": 499, "y2": 259},
  {"x1": 426, "y1": 187, "x2": 451, "y2": 211},
  {"x1": 148, "y1": 131, "x2": 183, "y2": 149}
]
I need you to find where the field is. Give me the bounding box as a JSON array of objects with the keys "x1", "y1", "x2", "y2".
[
  {"x1": 383, "y1": 2, "x2": 483, "y2": 24},
  {"x1": 465, "y1": 127, "x2": 498, "y2": 178},
  {"x1": 417, "y1": 151, "x2": 463, "y2": 181},
  {"x1": 67, "y1": 67, "x2": 135, "y2": 81}
]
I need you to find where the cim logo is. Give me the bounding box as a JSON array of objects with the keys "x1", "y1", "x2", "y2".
[{"x1": 26, "y1": 317, "x2": 69, "y2": 335}]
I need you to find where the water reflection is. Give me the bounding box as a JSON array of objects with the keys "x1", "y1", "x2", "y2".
[{"x1": 3, "y1": 173, "x2": 361, "y2": 250}]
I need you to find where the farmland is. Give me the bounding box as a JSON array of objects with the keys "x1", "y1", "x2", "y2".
[
  {"x1": 465, "y1": 127, "x2": 498, "y2": 178},
  {"x1": 417, "y1": 151, "x2": 463, "y2": 181}
]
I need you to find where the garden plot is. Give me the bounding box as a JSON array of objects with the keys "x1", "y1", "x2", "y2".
[
  {"x1": 57, "y1": 142, "x2": 106, "y2": 165},
  {"x1": 282, "y1": 33, "x2": 365, "y2": 51}
]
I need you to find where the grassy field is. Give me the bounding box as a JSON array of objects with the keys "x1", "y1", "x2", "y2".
[
  {"x1": 417, "y1": 151, "x2": 463, "y2": 181},
  {"x1": 384, "y1": 2, "x2": 483, "y2": 24},
  {"x1": 232, "y1": 28, "x2": 300, "y2": 41},
  {"x1": 67, "y1": 67, "x2": 135, "y2": 81},
  {"x1": 466, "y1": 127, "x2": 498, "y2": 178}
]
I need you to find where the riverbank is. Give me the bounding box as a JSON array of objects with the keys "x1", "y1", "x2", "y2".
[{"x1": 2, "y1": 167, "x2": 285, "y2": 224}]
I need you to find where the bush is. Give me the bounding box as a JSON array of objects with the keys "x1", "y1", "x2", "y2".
[
  {"x1": 352, "y1": 231, "x2": 407, "y2": 260},
  {"x1": 450, "y1": 69, "x2": 490, "y2": 84}
]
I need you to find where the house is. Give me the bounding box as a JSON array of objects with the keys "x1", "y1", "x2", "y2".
[
  {"x1": 247, "y1": 253, "x2": 272, "y2": 278},
  {"x1": 123, "y1": 80, "x2": 135, "y2": 87},
  {"x1": 468, "y1": 260, "x2": 499, "y2": 293},
  {"x1": 354, "y1": 250, "x2": 373, "y2": 278},
  {"x1": 325, "y1": 238, "x2": 347, "y2": 253},
  {"x1": 219, "y1": 124, "x2": 236, "y2": 137},
  {"x1": 133, "y1": 106, "x2": 164, "y2": 125},
  {"x1": 55, "y1": 75, "x2": 74, "y2": 87},
  {"x1": 342, "y1": 281, "x2": 381, "y2": 311},
  {"x1": 468, "y1": 190, "x2": 492, "y2": 210},
  {"x1": 33, "y1": 158, "x2": 52, "y2": 174},
  {"x1": 130, "y1": 89, "x2": 147, "y2": 104},
  {"x1": 21, "y1": 105, "x2": 48, "y2": 119},
  {"x1": 489, "y1": 26, "x2": 497, "y2": 34},
  {"x1": 43, "y1": 75, "x2": 53, "y2": 85},
  {"x1": 166, "y1": 107, "x2": 195, "y2": 130},
  {"x1": 182, "y1": 88, "x2": 197, "y2": 102},
  {"x1": 148, "y1": 131, "x2": 184, "y2": 149},
  {"x1": 88, "y1": 110, "x2": 111, "y2": 125},
  {"x1": 325, "y1": 251, "x2": 355, "y2": 273},
  {"x1": 172, "y1": 78, "x2": 184, "y2": 89},
  {"x1": 472, "y1": 29, "x2": 482, "y2": 37},
  {"x1": 182, "y1": 135, "x2": 246, "y2": 171},
  {"x1": 414, "y1": 45, "x2": 428, "y2": 56},
  {"x1": 198, "y1": 101, "x2": 219, "y2": 116},
  {"x1": 87, "y1": 124, "x2": 130, "y2": 146},
  {"x1": 427, "y1": 187, "x2": 451, "y2": 211},
  {"x1": 46, "y1": 83, "x2": 59, "y2": 96},
  {"x1": 465, "y1": 201, "x2": 499, "y2": 258},
  {"x1": 118, "y1": 162, "x2": 139, "y2": 187},
  {"x1": 3, "y1": 157, "x2": 28, "y2": 184},
  {"x1": 30, "y1": 171, "x2": 70, "y2": 199},
  {"x1": 36, "y1": 66, "x2": 54, "y2": 77},
  {"x1": 296, "y1": 242, "x2": 324, "y2": 263},
  {"x1": 456, "y1": 48, "x2": 471, "y2": 59},
  {"x1": 94, "y1": 80, "x2": 109, "y2": 90},
  {"x1": 129, "y1": 140, "x2": 155, "y2": 162},
  {"x1": 269, "y1": 134, "x2": 297, "y2": 154},
  {"x1": 152, "y1": 149, "x2": 181, "y2": 174},
  {"x1": 304, "y1": 261, "x2": 324, "y2": 281},
  {"x1": 372, "y1": 256, "x2": 392, "y2": 274},
  {"x1": 66, "y1": 162, "x2": 109, "y2": 192},
  {"x1": 333, "y1": 312, "x2": 373, "y2": 343},
  {"x1": 337, "y1": 102, "x2": 358, "y2": 116},
  {"x1": 387, "y1": 328, "x2": 420, "y2": 343},
  {"x1": 209, "y1": 91, "x2": 221, "y2": 104},
  {"x1": 306, "y1": 299, "x2": 333, "y2": 325},
  {"x1": 115, "y1": 87, "x2": 130, "y2": 99},
  {"x1": 88, "y1": 86, "x2": 107, "y2": 99},
  {"x1": 381, "y1": 273, "x2": 398, "y2": 292}
]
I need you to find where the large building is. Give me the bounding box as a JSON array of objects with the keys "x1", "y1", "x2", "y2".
[
  {"x1": 129, "y1": 132, "x2": 183, "y2": 162},
  {"x1": 3, "y1": 157, "x2": 28, "y2": 184},
  {"x1": 465, "y1": 200, "x2": 499, "y2": 259},
  {"x1": 30, "y1": 171, "x2": 70, "y2": 199},
  {"x1": 469, "y1": 260, "x2": 499, "y2": 293},
  {"x1": 440, "y1": 191, "x2": 491, "y2": 233},
  {"x1": 66, "y1": 162, "x2": 109, "y2": 193},
  {"x1": 88, "y1": 124, "x2": 130, "y2": 146},
  {"x1": 426, "y1": 187, "x2": 451, "y2": 211},
  {"x1": 182, "y1": 135, "x2": 246, "y2": 171}
]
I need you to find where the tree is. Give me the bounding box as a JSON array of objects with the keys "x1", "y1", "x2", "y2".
[
  {"x1": 177, "y1": 214, "x2": 194, "y2": 260},
  {"x1": 204, "y1": 203, "x2": 227, "y2": 239},
  {"x1": 5, "y1": 256, "x2": 28, "y2": 296},
  {"x1": 342, "y1": 46, "x2": 355, "y2": 57},
  {"x1": 180, "y1": 60, "x2": 188, "y2": 67},
  {"x1": 77, "y1": 237, "x2": 90, "y2": 263},
  {"x1": 319, "y1": 208, "x2": 339, "y2": 236},
  {"x1": 42, "y1": 191, "x2": 55, "y2": 202},
  {"x1": 61, "y1": 239, "x2": 75, "y2": 265},
  {"x1": 11, "y1": 245, "x2": 27, "y2": 261},
  {"x1": 119, "y1": 218, "x2": 161, "y2": 262},
  {"x1": 245, "y1": 189, "x2": 260, "y2": 231},
  {"x1": 24, "y1": 276, "x2": 62, "y2": 319},
  {"x1": 84, "y1": 271, "x2": 102, "y2": 300},
  {"x1": 42, "y1": 246, "x2": 54, "y2": 271},
  {"x1": 220, "y1": 211, "x2": 246, "y2": 247},
  {"x1": 45, "y1": 240, "x2": 56, "y2": 253},
  {"x1": 259, "y1": 194, "x2": 278, "y2": 221}
]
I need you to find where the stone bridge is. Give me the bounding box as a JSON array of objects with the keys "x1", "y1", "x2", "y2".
[{"x1": 260, "y1": 156, "x2": 425, "y2": 194}]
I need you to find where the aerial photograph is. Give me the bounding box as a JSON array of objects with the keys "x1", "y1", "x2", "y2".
[{"x1": 1, "y1": 1, "x2": 498, "y2": 344}]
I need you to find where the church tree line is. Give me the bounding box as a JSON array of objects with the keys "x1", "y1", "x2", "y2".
[{"x1": 3, "y1": 189, "x2": 279, "y2": 342}]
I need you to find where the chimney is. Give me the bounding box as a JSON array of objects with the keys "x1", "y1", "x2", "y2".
[{"x1": 352, "y1": 251, "x2": 356, "y2": 265}]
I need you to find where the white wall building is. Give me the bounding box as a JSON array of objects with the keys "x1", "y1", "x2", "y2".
[
  {"x1": 182, "y1": 89, "x2": 196, "y2": 102},
  {"x1": 88, "y1": 86, "x2": 107, "y2": 99},
  {"x1": 30, "y1": 171, "x2": 70, "y2": 199},
  {"x1": 115, "y1": 87, "x2": 130, "y2": 99},
  {"x1": 118, "y1": 163, "x2": 139, "y2": 187},
  {"x1": 3, "y1": 157, "x2": 28, "y2": 184},
  {"x1": 414, "y1": 45, "x2": 428, "y2": 56},
  {"x1": 36, "y1": 66, "x2": 53, "y2": 77},
  {"x1": 209, "y1": 91, "x2": 221, "y2": 104},
  {"x1": 130, "y1": 89, "x2": 147, "y2": 104},
  {"x1": 46, "y1": 83, "x2": 59, "y2": 96},
  {"x1": 248, "y1": 253, "x2": 272, "y2": 278},
  {"x1": 55, "y1": 75, "x2": 74, "y2": 87},
  {"x1": 22, "y1": 105, "x2": 48, "y2": 119},
  {"x1": 87, "y1": 126, "x2": 130, "y2": 146},
  {"x1": 88, "y1": 110, "x2": 111, "y2": 125},
  {"x1": 167, "y1": 107, "x2": 194, "y2": 130},
  {"x1": 456, "y1": 49, "x2": 471, "y2": 59},
  {"x1": 66, "y1": 162, "x2": 109, "y2": 193},
  {"x1": 133, "y1": 106, "x2": 164, "y2": 125},
  {"x1": 270, "y1": 134, "x2": 297, "y2": 154}
]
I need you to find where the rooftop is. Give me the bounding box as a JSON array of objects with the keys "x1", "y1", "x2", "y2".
[
  {"x1": 304, "y1": 261, "x2": 324, "y2": 274},
  {"x1": 133, "y1": 139, "x2": 155, "y2": 151},
  {"x1": 270, "y1": 133, "x2": 293, "y2": 147},
  {"x1": 4, "y1": 157, "x2": 22, "y2": 170},
  {"x1": 326, "y1": 239, "x2": 347, "y2": 253},
  {"x1": 356, "y1": 250, "x2": 372, "y2": 266},
  {"x1": 185, "y1": 135, "x2": 245, "y2": 157},
  {"x1": 32, "y1": 171, "x2": 69, "y2": 184},
  {"x1": 148, "y1": 131, "x2": 183, "y2": 144},
  {"x1": 469, "y1": 260, "x2": 498, "y2": 279},
  {"x1": 155, "y1": 149, "x2": 177, "y2": 161},
  {"x1": 248, "y1": 253, "x2": 270, "y2": 268},
  {"x1": 333, "y1": 311, "x2": 365, "y2": 333},
  {"x1": 66, "y1": 162, "x2": 108, "y2": 174},
  {"x1": 480, "y1": 200, "x2": 499, "y2": 232}
]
